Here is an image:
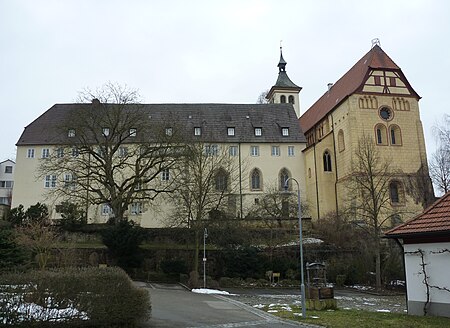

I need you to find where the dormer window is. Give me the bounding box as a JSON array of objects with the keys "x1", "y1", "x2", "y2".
[
  {"x1": 194, "y1": 127, "x2": 201, "y2": 136},
  {"x1": 102, "y1": 128, "x2": 110, "y2": 137},
  {"x1": 165, "y1": 127, "x2": 173, "y2": 136},
  {"x1": 254, "y1": 128, "x2": 262, "y2": 136},
  {"x1": 282, "y1": 127, "x2": 289, "y2": 136},
  {"x1": 68, "y1": 129, "x2": 75, "y2": 137},
  {"x1": 227, "y1": 127, "x2": 235, "y2": 136},
  {"x1": 129, "y1": 128, "x2": 137, "y2": 137}
]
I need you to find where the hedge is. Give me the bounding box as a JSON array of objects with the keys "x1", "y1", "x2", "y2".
[{"x1": 0, "y1": 267, "x2": 150, "y2": 327}]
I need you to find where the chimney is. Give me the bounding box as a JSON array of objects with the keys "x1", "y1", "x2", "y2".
[
  {"x1": 327, "y1": 83, "x2": 334, "y2": 92},
  {"x1": 92, "y1": 98, "x2": 101, "y2": 105}
]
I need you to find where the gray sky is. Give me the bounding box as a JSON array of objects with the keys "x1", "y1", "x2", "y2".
[{"x1": 1, "y1": 0, "x2": 449, "y2": 162}]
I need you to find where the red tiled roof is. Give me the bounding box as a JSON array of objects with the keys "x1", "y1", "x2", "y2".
[
  {"x1": 385, "y1": 191, "x2": 450, "y2": 237},
  {"x1": 299, "y1": 45, "x2": 417, "y2": 133}
]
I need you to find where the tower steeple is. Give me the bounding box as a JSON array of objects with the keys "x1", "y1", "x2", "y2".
[
  {"x1": 278, "y1": 47, "x2": 287, "y2": 72},
  {"x1": 267, "y1": 47, "x2": 302, "y2": 117}
]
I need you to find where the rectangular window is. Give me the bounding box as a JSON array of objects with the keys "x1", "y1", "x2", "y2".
[
  {"x1": 229, "y1": 146, "x2": 238, "y2": 157},
  {"x1": 254, "y1": 128, "x2": 262, "y2": 136},
  {"x1": 118, "y1": 147, "x2": 128, "y2": 158},
  {"x1": 68, "y1": 129, "x2": 75, "y2": 137},
  {"x1": 5, "y1": 166, "x2": 12, "y2": 174},
  {"x1": 27, "y1": 148, "x2": 35, "y2": 158},
  {"x1": 389, "y1": 77, "x2": 396, "y2": 87},
  {"x1": 165, "y1": 127, "x2": 173, "y2": 136},
  {"x1": 56, "y1": 148, "x2": 64, "y2": 158},
  {"x1": 101, "y1": 204, "x2": 112, "y2": 216},
  {"x1": 282, "y1": 128, "x2": 289, "y2": 136},
  {"x1": 44, "y1": 175, "x2": 57, "y2": 188},
  {"x1": 131, "y1": 202, "x2": 142, "y2": 215},
  {"x1": 271, "y1": 146, "x2": 280, "y2": 156},
  {"x1": 0, "y1": 181, "x2": 13, "y2": 188},
  {"x1": 288, "y1": 146, "x2": 295, "y2": 157},
  {"x1": 64, "y1": 173, "x2": 75, "y2": 189},
  {"x1": 129, "y1": 128, "x2": 137, "y2": 137},
  {"x1": 227, "y1": 127, "x2": 235, "y2": 136},
  {"x1": 205, "y1": 144, "x2": 219, "y2": 156},
  {"x1": 72, "y1": 148, "x2": 79, "y2": 157},
  {"x1": 102, "y1": 128, "x2": 110, "y2": 137},
  {"x1": 161, "y1": 169, "x2": 170, "y2": 181},
  {"x1": 194, "y1": 127, "x2": 201, "y2": 136},
  {"x1": 374, "y1": 76, "x2": 381, "y2": 85},
  {"x1": 250, "y1": 146, "x2": 259, "y2": 156},
  {"x1": 42, "y1": 148, "x2": 50, "y2": 158},
  {"x1": 0, "y1": 197, "x2": 9, "y2": 205}
]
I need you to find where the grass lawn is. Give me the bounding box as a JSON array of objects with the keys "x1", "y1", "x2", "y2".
[{"x1": 264, "y1": 305, "x2": 450, "y2": 328}]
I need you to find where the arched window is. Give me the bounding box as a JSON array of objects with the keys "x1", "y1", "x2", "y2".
[
  {"x1": 279, "y1": 168, "x2": 291, "y2": 191},
  {"x1": 250, "y1": 169, "x2": 262, "y2": 191},
  {"x1": 215, "y1": 169, "x2": 228, "y2": 192},
  {"x1": 288, "y1": 95, "x2": 295, "y2": 104},
  {"x1": 375, "y1": 124, "x2": 387, "y2": 145},
  {"x1": 280, "y1": 95, "x2": 286, "y2": 103},
  {"x1": 323, "y1": 151, "x2": 332, "y2": 172},
  {"x1": 390, "y1": 125, "x2": 402, "y2": 145},
  {"x1": 338, "y1": 130, "x2": 345, "y2": 152},
  {"x1": 389, "y1": 181, "x2": 403, "y2": 204}
]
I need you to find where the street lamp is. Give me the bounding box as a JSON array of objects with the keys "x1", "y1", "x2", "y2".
[
  {"x1": 284, "y1": 177, "x2": 306, "y2": 318},
  {"x1": 203, "y1": 227, "x2": 208, "y2": 288}
]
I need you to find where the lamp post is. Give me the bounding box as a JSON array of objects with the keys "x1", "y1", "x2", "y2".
[
  {"x1": 203, "y1": 227, "x2": 208, "y2": 288},
  {"x1": 285, "y1": 177, "x2": 306, "y2": 318}
]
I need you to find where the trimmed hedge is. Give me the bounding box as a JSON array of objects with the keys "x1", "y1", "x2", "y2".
[{"x1": 0, "y1": 267, "x2": 150, "y2": 327}]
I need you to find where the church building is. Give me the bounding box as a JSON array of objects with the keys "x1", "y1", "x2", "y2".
[{"x1": 11, "y1": 42, "x2": 432, "y2": 227}]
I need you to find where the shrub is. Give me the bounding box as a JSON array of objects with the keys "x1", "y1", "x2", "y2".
[
  {"x1": 0, "y1": 267, "x2": 150, "y2": 327},
  {"x1": 0, "y1": 228, "x2": 27, "y2": 271},
  {"x1": 160, "y1": 258, "x2": 187, "y2": 275},
  {"x1": 101, "y1": 220, "x2": 145, "y2": 270}
]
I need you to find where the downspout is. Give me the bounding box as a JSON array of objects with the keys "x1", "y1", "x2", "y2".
[
  {"x1": 393, "y1": 237, "x2": 408, "y2": 313},
  {"x1": 313, "y1": 142, "x2": 320, "y2": 220},
  {"x1": 238, "y1": 142, "x2": 243, "y2": 218},
  {"x1": 330, "y1": 114, "x2": 339, "y2": 215}
]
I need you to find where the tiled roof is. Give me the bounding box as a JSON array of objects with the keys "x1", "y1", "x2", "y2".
[
  {"x1": 385, "y1": 191, "x2": 450, "y2": 237},
  {"x1": 16, "y1": 103, "x2": 306, "y2": 146},
  {"x1": 299, "y1": 45, "x2": 418, "y2": 133}
]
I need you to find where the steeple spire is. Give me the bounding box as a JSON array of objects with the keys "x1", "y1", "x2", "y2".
[{"x1": 278, "y1": 46, "x2": 287, "y2": 72}]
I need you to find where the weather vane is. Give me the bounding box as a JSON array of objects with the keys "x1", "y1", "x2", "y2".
[{"x1": 280, "y1": 39, "x2": 283, "y2": 50}]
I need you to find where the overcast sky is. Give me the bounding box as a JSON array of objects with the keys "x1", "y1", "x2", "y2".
[{"x1": 1, "y1": 0, "x2": 449, "y2": 162}]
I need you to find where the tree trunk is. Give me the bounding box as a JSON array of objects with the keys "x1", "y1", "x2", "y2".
[
  {"x1": 193, "y1": 229, "x2": 199, "y2": 273},
  {"x1": 375, "y1": 239, "x2": 382, "y2": 291}
]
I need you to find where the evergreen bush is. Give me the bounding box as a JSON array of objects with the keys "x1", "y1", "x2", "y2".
[{"x1": 0, "y1": 267, "x2": 150, "y2": 327}]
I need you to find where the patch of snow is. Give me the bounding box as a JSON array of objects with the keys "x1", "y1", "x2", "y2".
[
  {"x1": 343, "y1": 307, "x2": 351, "y2": 310},
  {"x1": 267, "y1": 310, "x2": 278, "y2": 313},
  {"x1": 253, "y1": 304, "x2": 265, "y2": 308},
  {"x1": 293, "y1": 313, "x2": 303, "y2": 316},
  {"x1": 311, "y1": 315, "x2": 320, "y2": 319},
  {"x1": 191, "y1": 288, "x2": 233, "y2": 295},
  {"x1": 303, "y1": 238, "x2": 324, "y2": 245},
  {"x1": 376, "y1": 309, "x2": 391, "y2": 313},
  {"x1": 363, "y1": 302, "x2": 375, "y2": 306}
]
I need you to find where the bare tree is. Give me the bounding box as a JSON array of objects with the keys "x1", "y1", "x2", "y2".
[
  {"x1": 39, "y1": 83, "x2": 183, "y2": 223},
  {"x1": 15, "y1": 220, "x2": 59, "y2": 270},
  {"x1": 430, "y1": 115, "x2": 450, "y2": 195},
  {"x1": 168, "y1": 141, "x2": 243, "y2": 271},
  {"x1": 429, "y1": 147, "x2": 450, "y2": 194},
  {"x1": 345, "y1": 135, "x2": 398, "y2": 291},
  {"x1": 256, "y1": 89, "x2": 270, "y2": 104}
]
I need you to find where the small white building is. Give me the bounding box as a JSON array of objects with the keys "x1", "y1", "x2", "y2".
[
  {"x1": 385, "y1": 191, "x2": 450, "y2": 317},
  {"x1": 0, "y1": 159, "x2": 15, "y2": 218}
]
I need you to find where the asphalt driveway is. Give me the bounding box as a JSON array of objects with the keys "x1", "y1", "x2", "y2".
[{"x1": 136, "y1": 282, "x2": 310, "y2": 328}]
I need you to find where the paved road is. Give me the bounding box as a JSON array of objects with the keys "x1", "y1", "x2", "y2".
[{"x1": 137, "y1": 282, "x2": 311, "y2": 328}]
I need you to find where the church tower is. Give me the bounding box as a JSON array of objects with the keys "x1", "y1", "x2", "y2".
[
  {"x1": 299, "y1": 41, "x2": 433, "y2": 223},
  {"x1": 267, "y1": 47, "x2": 302, "y2": 117}
]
